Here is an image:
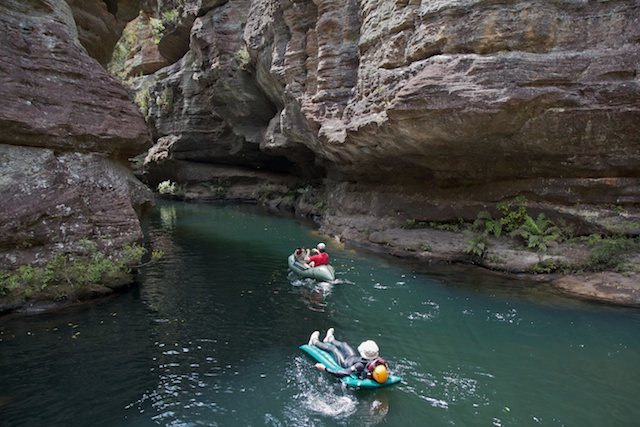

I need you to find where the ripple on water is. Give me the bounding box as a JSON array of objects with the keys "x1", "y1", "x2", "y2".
[
  {"x1": 406, "y1": 300, "x2": 440, "y2": 322},
  {"x1": 289, "y1": 276, "x2": 337, "y2": 313},
  {"x1": 486, "y1": 307, "x2": 521, "y2": 324},
  {"x1": 282, "y1": 356, "x2": 358, "y2": 423}
]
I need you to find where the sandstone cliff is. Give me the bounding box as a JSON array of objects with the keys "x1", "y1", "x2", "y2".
[
  {"x1": 0, "y1": 0, "x2": 153, "y2": 272},
  {"x1": 131, "y1": 1, "x2": 639, "y2": 234},
  {"x1": 125, "y1": 0, "x2": 639, "y2": 303},
  {"x1": 133, "y1": 0, "x2": 639, "y2": 219}
]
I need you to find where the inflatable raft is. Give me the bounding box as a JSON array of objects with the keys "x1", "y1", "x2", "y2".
[
  {"x1": 300, "y1": 344, "x2": 402, "y2": 388},
  {"x1": 288, "y1": 253, "x2": 335, "y2": 282}
]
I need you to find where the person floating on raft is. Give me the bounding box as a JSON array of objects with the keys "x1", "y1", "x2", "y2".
[
  {"x1": 308, "y1": 328, "x2": 390, "y2": 384},
  {"x1": 308, "y1": 242, "x2": 329, "y2": 267},
  {"x1": 288, "y1": 244, "x2": 335, "y2": 282},
  {"x1": 294, "y1": 247, "x2": 311, "y2": 267}
]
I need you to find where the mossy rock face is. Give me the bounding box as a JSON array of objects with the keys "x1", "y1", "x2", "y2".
[
  {"x1": 0, "y1": 273, "x2": 136, "y2": 315},
  {"x1": 0, "y1": 241, "x2": 147, "y2": 315}
]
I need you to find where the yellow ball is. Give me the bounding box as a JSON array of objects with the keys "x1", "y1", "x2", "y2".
[{"x1": 372, "y1": 365, "x2": 388, "y2": 384}]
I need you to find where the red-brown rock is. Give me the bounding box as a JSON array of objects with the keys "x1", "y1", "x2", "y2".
[{"x1": 0, "y1": 0, "x2": 153, "y2": 270}]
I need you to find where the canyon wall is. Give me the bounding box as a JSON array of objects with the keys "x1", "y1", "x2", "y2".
[
  {"x1": 1, "y1": 0, "x2": 639, "y2": 275},
  {"x1": 0, "y1": 0, "x2": 152, "y2": 270},
  {"x1": 136, "y1": 0, "x2": 640, "y2": 237}
]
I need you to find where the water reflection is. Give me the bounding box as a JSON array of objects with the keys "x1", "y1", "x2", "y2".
[
  {"x1": 159, "y1": 203, "x2": 178, "y2": 230},
  {"x1": 289, "y1": 275, "x2": 334, "y2": 312}
]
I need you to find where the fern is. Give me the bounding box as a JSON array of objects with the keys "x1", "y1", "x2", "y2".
[
  {"x1": 473, "y1": 210, "x2": 502, "y2": 237},
  {"x1": 511, "y1": 213, "x2": 562, "y2": 251},
  {"x1": 498, "y1": 197, "x2": 529, "y2": 232},
  {"x1": 465, "y1": 231, "x2": 489, "y2": 259}
]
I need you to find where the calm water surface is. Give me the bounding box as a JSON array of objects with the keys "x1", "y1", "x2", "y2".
[{"x1": 1, "y1": 200, "x2": 639, "y2": 427}]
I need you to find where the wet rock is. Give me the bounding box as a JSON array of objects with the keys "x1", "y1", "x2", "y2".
[
  {"x1": 0, "y1": 145, "x2": 152, "y2": 269},
  {"x1": 552, "y1": 273, "x2": 640, "y2": 307}
]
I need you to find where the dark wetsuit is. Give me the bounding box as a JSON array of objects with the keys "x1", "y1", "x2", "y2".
[{"x1": 314, "y1": 340, "x2": 368, "y2": 378}]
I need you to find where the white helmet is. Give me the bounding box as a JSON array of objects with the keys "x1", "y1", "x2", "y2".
[
  {"x1": 317, "y1": 242, "x2": 326, "y2": 251},
  {"x1": 357, "y1": 340, "x2": 379, "y2": 359}
]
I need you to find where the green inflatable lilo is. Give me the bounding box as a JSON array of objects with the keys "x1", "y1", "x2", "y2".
[{"x1": 300, "y1": 329, "x2": 401, "y2": 389}]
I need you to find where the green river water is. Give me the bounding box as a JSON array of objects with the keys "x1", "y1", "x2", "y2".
[{"x1": 0, "y1": 200, "x2": 639, "y2": 426}]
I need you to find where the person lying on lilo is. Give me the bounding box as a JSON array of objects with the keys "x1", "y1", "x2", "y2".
[{"x1": 308, "y1": 328, "x2": 389, "y2": 384}]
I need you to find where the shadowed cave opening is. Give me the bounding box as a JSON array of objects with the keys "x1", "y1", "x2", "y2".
[{"x1": 102, "y1": 0, "x2": 117, "y2": 16}]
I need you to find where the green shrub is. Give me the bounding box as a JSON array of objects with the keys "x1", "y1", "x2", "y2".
[
  {"x1": 471, "y1": 198, "x2": 563, "y2": 252},
  {"x1": 158, "y1": 88, "x2": 174, "y2": 114},
  {"x1": 533, "y1": 258, "x2": 571, "y2": 274},
  {"x1": 473, "y1": 210, "x2": 502, "y2": 237},
  {"x1": 402, "y1": 219, "x2": 464, "y2": 231},
  {"x1": 465, "y1": 231, "x2": 489, "y2": 259},
  {"x1": 0, "y1": 241, "x2": 152, "y2": 301},
  {"x1": 497, "y1": 195, "x2": 529, "y2": 232},
  {"x1": 161, "y1": 9, "x2": 179, "y2": 24},
  {"x1": 149, "y1": 18, "x2": 165, "y2": 44},
  {"x1": 429, "y1": 220, "x2": 465, "y2": 232},
  {"x1": 234, "y1": 46, "x2": 251, "y2": 69},
  {"x1": 402, "y1": 219, "x2": 427, "y2": 229},
  {"x1": 205, "y1": 179, "x2": 230, "y2": 199},
  {"x1": 157, "y1": 180, "x2": 177, "y2": 195},
  {"x1": 586, "y1": 235, "x2": 638, "y2": 271},
  {"x1": 134, "y1": 84, "x2": 152, "y2": 119},
  {"x1": 256, "y1": 186, "x2": 281, "y2": 200},
  {"x1": 510, "y1": 213, "x2": 563, "y2": 251},
  {"x1": 107, "y1": 18, "x2": 142, "y2": 81}
]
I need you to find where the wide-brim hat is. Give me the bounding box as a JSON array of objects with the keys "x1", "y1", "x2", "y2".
[{"x1": 357, "y1": 340, "x2": 379, "y2": 359}]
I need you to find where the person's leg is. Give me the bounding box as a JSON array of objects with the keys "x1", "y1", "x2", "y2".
[
  {"x1": 323, "y1": 328, "x2": 335, "y2": 343},
  {"x1": 315, "y1": 339, "x2": 360, "y2": 368},
  {"x1": 308, "y1": 331, "x2": 320, "y2": 346},
  {"x1": 331, "y1": 340, "x2": 358, "y2": 358},
  {"x1": 315, "y1": 341, "x2": 350, "y2": 367}
]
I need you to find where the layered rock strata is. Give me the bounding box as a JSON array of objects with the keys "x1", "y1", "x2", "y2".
[
  {"x1": 136, "y1": 0, "x2": 639, "y2": 229},
  {"x1": 0, "y1": 0, "x2": 152, "y2": 271}
]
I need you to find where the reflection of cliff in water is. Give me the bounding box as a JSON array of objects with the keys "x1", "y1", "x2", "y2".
[{"x1": 158, "y1": 203, "x2": 178, "y2": 230}]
